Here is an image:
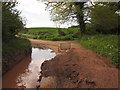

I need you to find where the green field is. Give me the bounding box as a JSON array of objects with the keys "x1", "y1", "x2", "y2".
[
  {"x1": 25, "y1": 27, "x2": 58, "y2": 35},
  {"x1": 19, "y1": 27, "x2": 79, "y2": 41}
]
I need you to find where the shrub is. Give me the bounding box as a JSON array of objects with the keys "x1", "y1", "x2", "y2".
[{"x1": 85, "y1": 24, "x2": 98, "y2": 35}]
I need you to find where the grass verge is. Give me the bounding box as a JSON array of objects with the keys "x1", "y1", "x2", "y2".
[
  {"x1": 76, "y1": 35, "x2": 119, "y2": 67},
  {"x1": 2, "y1": 37, "x2": 32, "y2": 75}
]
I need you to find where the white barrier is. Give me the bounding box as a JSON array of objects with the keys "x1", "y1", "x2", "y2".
[{"x1": 58, "y1": 42, "x2": 71, "y2": 52}]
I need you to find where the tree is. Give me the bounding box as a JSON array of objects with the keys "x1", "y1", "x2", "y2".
[
  {"x1": 2, "y1": 2, "x2": 25, "y2": 41},
  {"x1": 44, "y1": 1, "x2": 91, "y2": 37},
  {"x1": 90, "y1": 3, "x2": 119, "y2": 34}
]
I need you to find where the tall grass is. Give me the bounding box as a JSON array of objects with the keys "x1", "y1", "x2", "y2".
[{"x1": 77, "y1": 35, "x2": 119, "y2": 67}]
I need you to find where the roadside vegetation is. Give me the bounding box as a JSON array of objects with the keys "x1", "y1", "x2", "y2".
[
  {"x1": 2, "y1": 38, "x2": 31, "y2": 74},
  {"x1": 77, "y1": 35, "x2": 119, "y2": 67},
  {"x1": 2, "y1": 2, "x2": 32, "y2": 75}
]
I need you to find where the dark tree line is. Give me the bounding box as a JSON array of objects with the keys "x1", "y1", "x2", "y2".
[
  {"x1": 2, "y1": 2, "x2": 24, "y2": 41},
  {"x1": 90, "y1": 2, "x2": 120, "y2": 34}
]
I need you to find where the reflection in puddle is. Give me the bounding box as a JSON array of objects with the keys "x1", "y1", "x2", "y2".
[{"x1": 16, "y1": 48, "x2": 56, "y2": 88}]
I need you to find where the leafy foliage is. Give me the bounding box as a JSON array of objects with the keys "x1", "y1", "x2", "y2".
[
  {"x1": 45, "y1": 2, "x2": 119, "y2": 35},
  {"x1": 44, "y1": 2, "x2": 90, "y2": 36},
  {"x1": 2, "y1": 2, "x2": 24, "y2": 41},
  {"x1": 2, "y1": 2, "x2": 31, "y2": 74},
  {"x1": 90, "y1": 4, "x2": 119, "y2": 34}
]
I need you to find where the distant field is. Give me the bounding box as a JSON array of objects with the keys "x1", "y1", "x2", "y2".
[
  {"x1": 25, "y1": 27, "x2": 58, "y2": 35},
  {"x1": 19, "y1": 27, "x2": 79, "y2": 40}
]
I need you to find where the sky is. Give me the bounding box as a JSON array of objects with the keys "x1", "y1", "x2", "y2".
[{"x1": 16, "y1": 0, "x2": 57, "y2": 28}]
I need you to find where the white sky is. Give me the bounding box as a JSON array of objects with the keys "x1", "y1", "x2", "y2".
[
  {"x1": 16, "y1": 0, "x2": 57, "y2": 28},
  {"x1": 16, "y1": 0, "x2": 78, "y2": 28}
]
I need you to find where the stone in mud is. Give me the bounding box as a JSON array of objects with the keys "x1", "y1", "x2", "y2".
[
  {"x1": 36, "y1": 85, "x2": 40, "y2": 89},
  {"x1": 78, "y1": 79, "x2": 83, "y2": 84},
  {"x1": 86, "y1": 80, "x2": 95, "y2": 85},
  {"x1": 37, "y1": 75, "x2": 42, "y2": 82},
  {"x1": 66, "y1": 71, "x2": 79, "y2": 80},
  {"x1": 72, "y1": 64, "x2": 77, "y2": 66},
  {"x1": 40, "y1": 71, "x2": 42, "y2": 74},
  {"x1": 41, "y1": 60, "x2": 50, "y2": 73},
  {"x1": 73, "y1": 78, "x2": 83, "y2": 84}
]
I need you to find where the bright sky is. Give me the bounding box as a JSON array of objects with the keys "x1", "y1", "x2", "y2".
[{"x1": 16, "y1": 0, "x2": 57, "y2": 28}]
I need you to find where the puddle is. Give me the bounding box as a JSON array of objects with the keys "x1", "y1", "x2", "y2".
[
  {"x1": 2, "y1": 47, "x2": 56, "y2": 88},
  {"x1": 16, "y1": 48, "x2": 56, "y2": 88}
]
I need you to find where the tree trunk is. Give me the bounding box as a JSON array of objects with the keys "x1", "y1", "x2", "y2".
[
  {"x1": 78, "y1": 15, "x2": 86, "y2": 38},
  {"x1": 75, "y1": 2, "x2": 86, "y2": 38}
]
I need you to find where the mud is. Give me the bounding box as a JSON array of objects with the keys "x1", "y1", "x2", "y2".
[{"x1": 30, "y1": 39, "x2": 119, "y2": 88}]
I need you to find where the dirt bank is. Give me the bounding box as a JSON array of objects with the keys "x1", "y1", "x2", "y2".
[
  {"x1": 2, "y1": 55, "x2": 31, "y2": 88},
  {"x1": 2, "y1": 38, "x2": 32, "y2": 75},
  {"x1": 30, "y1": 39, "x2": 119, "y2": 88}
]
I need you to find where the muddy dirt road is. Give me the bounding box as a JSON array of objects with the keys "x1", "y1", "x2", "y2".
[
  {"x1": 30, "y1": 39, "x2": 119, "y2": 88},
  {"x1": 2, "y1": 39, "x2": 119, "y2": 89}
]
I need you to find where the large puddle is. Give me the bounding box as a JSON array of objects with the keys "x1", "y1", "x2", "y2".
[{"x1": 2, "y1": 47, "x2": 56, "y2": 88}]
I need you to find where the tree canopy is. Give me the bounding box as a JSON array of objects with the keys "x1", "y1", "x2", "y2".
[
  {"x1": 2, "y1": 2, "x2": 25, "y2": 41},
  {"x1": 45, "y1": 1, "x2": 91, "y2": 37},
  {"x1": 44, "y1": 1, "x2": 119, "y2": 35},
  {"x1": 90, "y1": 2, "x2": 119, "y2": 34}
]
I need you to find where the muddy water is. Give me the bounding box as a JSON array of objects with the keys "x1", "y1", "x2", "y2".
[{"x1": 2, "y1": 47, "x2": 56, "y2": 88}]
